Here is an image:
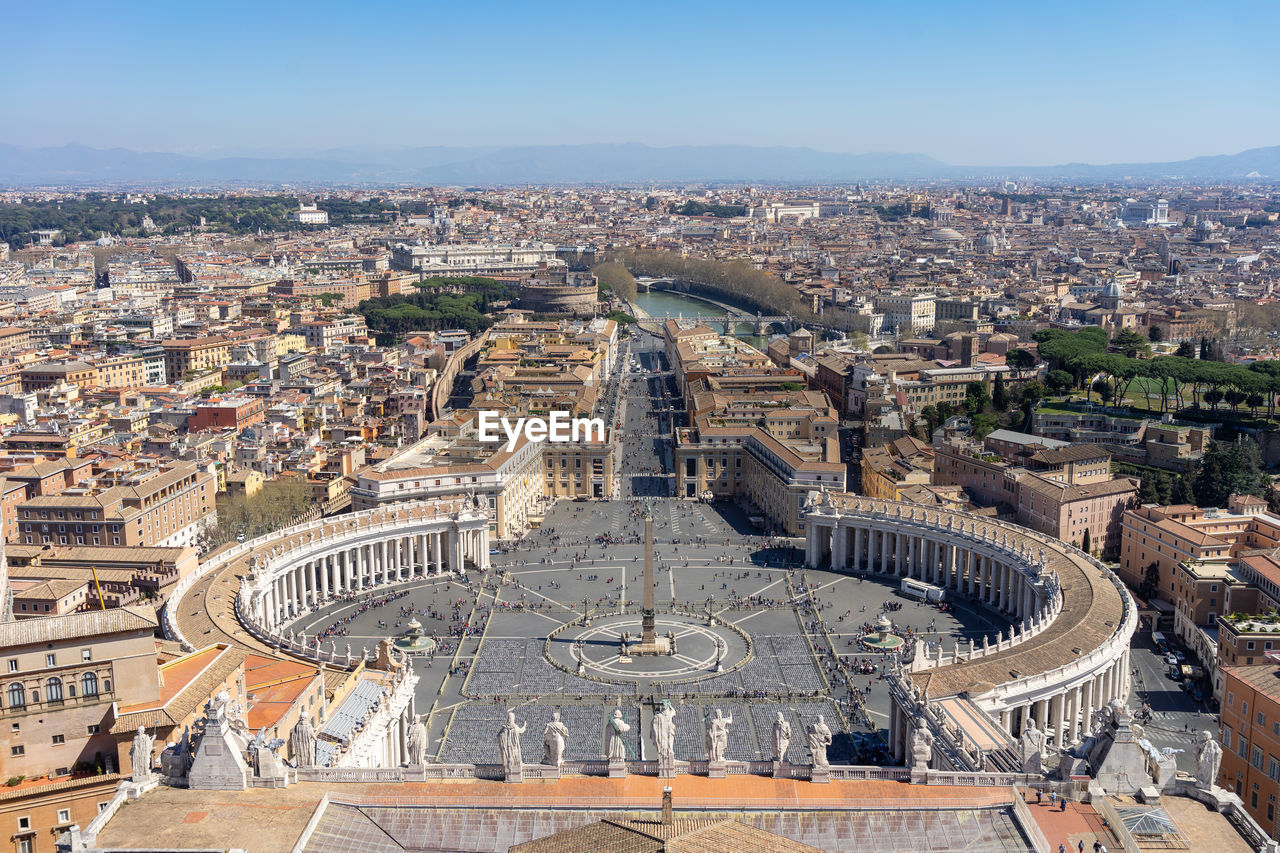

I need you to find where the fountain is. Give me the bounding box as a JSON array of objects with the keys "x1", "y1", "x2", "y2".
[
  {"x1": 862, "y1": 613, "x2": 904, "y2": 651},
  {"x1": 393, "y1": 618, "x2": 437, "y2": 654}
]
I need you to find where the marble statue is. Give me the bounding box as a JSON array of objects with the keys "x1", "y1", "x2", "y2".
[
  {"x1": 910, "y1": 725, "x2": 934, "y2": 772},
  {"x1": 542, "y1": 711, "x2": 568, "y2": 767},
  {"x1": 652, "y1": 700, "x2": 676, "y2": 766},
  {"x1": 129, "y1": 726, "x2": 154, "y2": 781},
  {"x1": 606, "y1": 709, "x2": 631, "y2": 762},
  {"x1": 498, "y1": 710, "x2": 526, "y2": 776},
  {"x1": 1195, "y1": 730, "x2": 1222, "y2": 790},
  {"x1": 706, "y1": 708, "x2": 732, "y2": 762},
  {"x1": 406, "y1": 714, "x2": 427, "y2": 765},
  {"x1": 1019, "y1": 718, "x2": 1048, "y2": 773},
  {"x1": 250, "y1": 728, "x2": 287, "y2": 778},
  {"x1": 290, "y1": 713, "x2": 316, "y2": 767},
  {"x1": 772, "y1": 712, "x2": 792, "y2": 762},
  {"x1": 808, "y1": 716, "x2": 833, "y2": 768}
]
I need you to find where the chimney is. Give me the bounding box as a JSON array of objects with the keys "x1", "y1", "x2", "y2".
[{"x1": 661, "y1": 786, "x2": 673, "y2": 826}]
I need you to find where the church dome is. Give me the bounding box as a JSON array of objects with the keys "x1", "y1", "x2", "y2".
[
  {"x1": 929, "y1": 227, "x2": 964, "y2": 242},
  {"x1": 1102, "y1": 281, "x2": 1124, "y2": 299}
]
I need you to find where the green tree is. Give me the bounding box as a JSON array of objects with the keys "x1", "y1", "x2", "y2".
[
  {"x1": 1138, "y1": 561, "x2": 1161, "y2": 601},
  {"x1": 964, "y1": 380, "x2": 990, "y2": 416},
  {"x1": 970, "y1": 412, "x2": 997, "y2": 439},
  {"x1": 1192, "y1": 438, "x2": 1271, "y2": 508},
  {"x1": 1171, "y1": 474, "x2": 1194, "y2": 504},
  {"x1": 1112, "y1": 328, "x2": 1151, "y2": 359},
  {"x1": 1046, "y1": 370, "x2": 1074, "y2": 394},
  {"x1": 1092, "y1": 377, "x2": 1113, "y2": 404},
  {"x1": 920, "y1": 405, "x2": 940, "y2": 435},
  {"x1": 670, "y1": 200, "x2": 747, "y2": 218},
  {"x1": 1081, "y1": 528, "x2": 1092, "y2": 555},
  {"x1": 1148, "y1": 325, "x2": 1164, "y2": 343},
  {"x1": 1138, "y1": 475, "x2": 1159, "y2": 505},
  {"x1": 1175, "y1": 340, "x2": 1197, "y2": 359},
  {"x1": 992, "y1": 373, "x2": 1009, "y2": 412},
  {"x1": 1005, "y1": 349, "x2": 1036, "y2": 370}
]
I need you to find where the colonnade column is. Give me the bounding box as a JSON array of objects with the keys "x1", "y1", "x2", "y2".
[{"x1": 832, "y1": 524, "x2": 847, "y2": 571}]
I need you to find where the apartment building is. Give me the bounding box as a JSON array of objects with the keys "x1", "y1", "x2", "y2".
[
  {"x1": 1218, "y1": 661, "x2": 1280, "y2": 837},
  {"x1": 161, "y1": 336, "x2": 232, "y2": 383},
  {"x1": 933, "y1": 433, "x2": 1138, "y2": 558},
  {"x1": 20, "y1": 362, "x2": 98, "y2": 393},
  {"x1": 14, "y1": 462, "x2": 216, "y2": 548},
  {"x1": 1120, "y1": 498, "x2": 1280, "y2": 605},
  {"x1": 860, "y1": 436, "x2": 934, "y2": 501},
  {"x1": 874, "y1": 292, "x2": 936, "y2": 336},
  {"x1": 187, "y1": 396, "x2": 266, "y2": 433},
  {"x1": 0, "y1": 326, "x2": 33, "y2": 354},
  {"x1": 300, "y1": 316, "x2": 368, "y2": 353}
]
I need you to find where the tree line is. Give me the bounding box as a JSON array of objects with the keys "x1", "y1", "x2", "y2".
[
  {"x1": 607, "y1": 249, "x2": 814, "y2": 319},
  {"x1": 592, "y1": 262, "x2": 637, "y2": 301},
  {"x1": 355, "y1": 277, "x2": 516, "y2": 342},
  {"x1": 670, "y1": 201, "x2": 747, "y2": 218},
  {"x1": 1032, "y1": 327, "x2": 1280, "y2": 419},
  {"x1": 0, "y1": 194, "x2": 399, "y2": 246}
]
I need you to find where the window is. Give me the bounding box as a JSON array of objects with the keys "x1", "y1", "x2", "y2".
[
  {"x1": 46, "y1": 677, "x2": 63, "y2": 702},
  {"x1": 87, "y1": 724, "x2": 99, "y2": 734},
  {"x1": 82, "y1": 671, "x2": 98, "y2": 696},
  {"x1": 1268, "y1": 757, "x2": 1280, "y2": 782},
  {"x1": 52, "y1": 734, "x2": 64, "y2": 745},
  {"x1": 11, "y1": 745, "x2": 23, "y2": 756},
  {"x1": 81, "y1": 649, "x2": 92, "y2": 662},
  {"x1": 6, "y1": 659, "x2": 15, "y2": 673},
  {"x1": 1254, "y1": 746, "x2": 1265, "y2": 770},
  {"x1": 57, "y1": 809, "x2": 70, "y2": 823},
  {"x1": 46, "y1": 653, "x2": 56, "y2": 667},
  {"x1": 1259, "y1": 712, "x2": 1267, "y2": 727},
  {"x1": 7, "y1": 683, "x2": 24, "y2": 708}
]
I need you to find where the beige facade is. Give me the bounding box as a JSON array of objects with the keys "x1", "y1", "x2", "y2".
[
  {"x1": 0, "y1": 609, "x2": 159, "y2": 781},
  {"x1": 15, "y1": 462, "x2": 216, "y2": 548}
]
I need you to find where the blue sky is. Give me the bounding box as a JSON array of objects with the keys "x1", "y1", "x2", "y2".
[{"x1": 4, "y1": 0, "x2": 1277, "y2": 164}]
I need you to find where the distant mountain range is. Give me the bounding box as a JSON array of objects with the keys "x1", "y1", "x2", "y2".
[{"x1": 1, "y1": 141, "x2": 1277, "y2": 186}]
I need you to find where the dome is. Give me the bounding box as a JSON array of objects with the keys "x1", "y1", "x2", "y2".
[
  {"x1": 1103, "y1": 281, "x2": 1124, "y2": 299},
  {"x1": 978, "y1": 231, "x2": 999, "y2": 249},
  {"x1": 929, "y1": 227, "x2": 964, "y2": 242}
]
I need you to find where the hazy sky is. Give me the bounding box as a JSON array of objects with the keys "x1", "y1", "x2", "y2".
[{"x1": 5, "y1": 0, "x2": 1278, "y2": 165}]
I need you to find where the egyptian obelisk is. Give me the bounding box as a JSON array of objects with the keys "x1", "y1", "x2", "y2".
[{"x1": 641, "y1": 508, "x2": 656, "y2": 646}]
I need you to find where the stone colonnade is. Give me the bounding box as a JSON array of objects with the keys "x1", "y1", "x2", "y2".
[
  {"x1": 805, "y1": 498, "x2": 1134, "y2": 762},
  {"x1": 806, "y1": 512, "x2": 1048, "y2": 624},
  {"x1": 253, "y1": 517, "x2": 489, "y2": 631}
]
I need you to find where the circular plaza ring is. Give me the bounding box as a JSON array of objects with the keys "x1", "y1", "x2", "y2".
[{"x1": 547, "y1": 611, "x2": 750, "y2": 684}]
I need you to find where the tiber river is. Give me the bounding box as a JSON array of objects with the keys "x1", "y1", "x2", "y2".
[{"x1": 631, "y1": 289, "x2": 768, "y2": 351}]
